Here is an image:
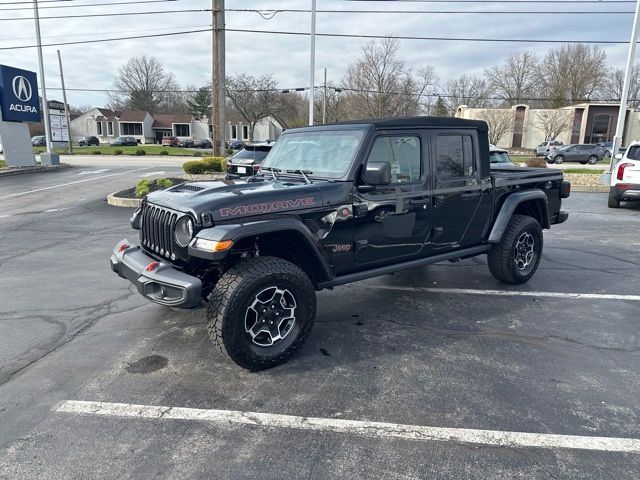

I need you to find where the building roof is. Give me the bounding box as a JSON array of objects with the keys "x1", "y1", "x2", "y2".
[
  {"x1": 118, "y1": 110, "x2": 149, "y2": 122},
  {"x1": 152, "y1": 114, "x2": 193, "y2": 129},
  {"x1": 331, "y1": 116, "x2": 489, "y2": 131},
  {"x1": 96, "y1": 108, "x2": 119, "y2": 120}
]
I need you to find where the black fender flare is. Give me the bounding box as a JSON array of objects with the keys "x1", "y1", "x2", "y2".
[
  {"x1": 488, "y1": 190, "x2": 550, "y2": 243},
  {"x1": 189, "y1": 218, "x2": 334, "y2": 283}
]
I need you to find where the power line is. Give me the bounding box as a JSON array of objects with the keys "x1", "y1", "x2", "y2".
[
  {"x1": 342, "y1": 0, "x2": 637, "y2": 3},
  {"x1": 0, "y1": 0, "x2": 181, "y2": 12},
  {"x1": 227, "y1": 8, "x2": 635, "y2": 15},
  {"x1": 0, "y1": 8, "x2": 211, "y2": 21}
]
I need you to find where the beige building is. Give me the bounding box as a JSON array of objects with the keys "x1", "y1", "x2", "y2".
[{"x1": 456, "y1": 103, "x2": 640, "y2": 150}]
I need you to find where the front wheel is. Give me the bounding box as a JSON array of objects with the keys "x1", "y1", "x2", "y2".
[
  {"x1": 488, "y1": 215, "x2": 543, "y2": 285},
  {"x1": 207, "y1": 256, "x2": 316, "y2": 370},
  {"x1": 554, "y1": 155, "x2": 564, "y2": 164},
  {"x1": 587, "y1": 155, "x2": 599, "y2": 165}
]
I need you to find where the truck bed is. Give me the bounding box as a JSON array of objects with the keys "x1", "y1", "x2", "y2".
[{"x1": 491, "y1": 167, "x2": 563, "y2": 188}]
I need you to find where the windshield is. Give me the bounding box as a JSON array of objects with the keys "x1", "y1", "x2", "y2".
[
  {"x1": 490, "y1": 151, "x2": 512, "y2": 164},
  {"x1": 261, "y1": 130, "x2": 364, "y2": 178},
  {"x1": 233, "y1": 146, "x2": 271, "y2": 162}
]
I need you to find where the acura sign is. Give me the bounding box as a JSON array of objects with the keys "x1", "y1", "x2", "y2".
[{"x1": 0, "y1": 65, "x2": 40, "y2": 123}]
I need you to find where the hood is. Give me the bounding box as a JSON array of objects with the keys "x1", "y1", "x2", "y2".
[{"x1": 146, "y1": 177, "x2": 326, "y2": 222}]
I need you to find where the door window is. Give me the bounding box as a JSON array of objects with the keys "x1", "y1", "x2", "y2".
[
  {"x1": 435, "y1": 135, "x2": 475, "y2": 180},
  {"x1": 367, "y1": 135, "x2": 421, "y2": 184}
]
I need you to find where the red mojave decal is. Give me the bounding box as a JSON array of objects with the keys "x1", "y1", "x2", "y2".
[{"x1": 220, "y1": 197, "x2": 316, "y2": 217}]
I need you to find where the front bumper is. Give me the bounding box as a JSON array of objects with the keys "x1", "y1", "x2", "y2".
[{"x1": 110, "y1": 239, "x2": 202, "y2": 308}]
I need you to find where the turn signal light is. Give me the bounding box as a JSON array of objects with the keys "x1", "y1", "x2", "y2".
[
  {"x1": 146, "y1": 261, "x2": 160, "y2": 272},
  {"x1": 193, "y1": 238, "x2": 234, "y2": 252}
]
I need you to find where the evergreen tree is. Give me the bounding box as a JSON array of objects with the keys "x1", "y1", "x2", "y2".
[
  {"x1": 187, "y1": 86, "x2": 213, "y2": 119},
  {"x1": 432, "y1": 96, "x2": 448, "y2": 117}
]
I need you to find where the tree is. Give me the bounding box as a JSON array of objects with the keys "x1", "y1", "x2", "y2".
[
  {"x1": 341, "y1": 38, "x2": 438, "y2": 118},
  {"x1": 538, "y1": 44, "x2": 607, "y2": 107},
  {"x1": 601, "y1": 66, "x2": 640, "y2": 108},
  {"x1": 485, "y1": 52, "x2": 539, "y2": 106},
  {"x1": 432, "y1": 96, "x2": 448, "y2": 117},
  {"x1": 478, "y1": 109, "x2": 513, "y2": 145},
  {"x1": 109, "y1": 55, "x2": 182, "y2": 113},
  {"x1": 225, "y1": 74, "x2": 283, "y2": 142},
  {"x1": 535, "y1": 110, "x2": 572, "y2": 141},
  {"x1": 443, "y1": 74, "x2": 488, "y2": 114},
  {"x1": 186, "y1": 85, "x2": 212, "y2": 120}
]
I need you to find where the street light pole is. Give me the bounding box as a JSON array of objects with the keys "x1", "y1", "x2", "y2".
[
  {"x1": 57, "y1": 50, "x2": 72, "y2": 155},
  {"x1": 33, "y1": 0, "x2": 54, "y2": 157},
  {"x1": 322, "y1": 67, "x2": 327, "y2": 124},
  {"x1": 308, "y1": 0, "x2": 316, "y2": 126}
]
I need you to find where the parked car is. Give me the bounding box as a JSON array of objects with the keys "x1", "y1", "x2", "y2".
[
  {"x1": 31, "y1": 136, "x2": 46, "y2": 147},
  {"x1": 228, "y1": 140, "x2": 246, "y2": 150},
  {"x1": 194, "y1": 138, "x2": 212, "y2": 149},
  {"x1": 78, "y1": 136, "x2": 99, "y2": 146},
  {"x1": 489, "y1": 146, "x2": 516, "y2": 168},
  {"x1": 162, "y1": 136, "x2": 179, "y2": 147},
  {"x1": 546, "y1": 144, "x2": 605, "y2": 165},
  {"x1": 608, "y1": 142, "x2": 640, "y2": 208},
  {"x1": 535, "y1": 140, "x2": 564, "y2": 157},
  {"x1": 596, "y1": 142, "x2": 627, "y2": 158},
  {"x1": 226, "y1": 142, "x2": 274, "y2": 177},
  {"x1": 179, "y1": 138, "x2": 195, "y2": 148},
  {"x1": 110, "y1": 136, "x2": 138, "y2": 147},
  {"x1": 111, "y1": 116, "x2": 570, "y2": 370}
]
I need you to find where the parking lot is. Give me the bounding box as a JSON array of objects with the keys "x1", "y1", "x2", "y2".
[{"x1": 1, "y1": 163, "x2": 639, "y2": 479}]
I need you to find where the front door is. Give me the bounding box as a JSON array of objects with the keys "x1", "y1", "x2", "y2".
[
  {"x1": 430, "y1": 130, "x2": 484, "y2": 251},
  {"x1": 353, "y1": 131, "x2": 432, "y2": 265}
]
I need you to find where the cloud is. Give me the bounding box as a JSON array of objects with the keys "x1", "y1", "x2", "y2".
[{"x1": 0, "y1": 0, "x2": 635, "y2": 109}]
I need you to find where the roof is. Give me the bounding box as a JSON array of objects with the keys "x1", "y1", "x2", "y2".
[
  {"x1": 330, "y1": 116, "x2": 488, "y2": 131},
  {"x1": 118, "y1": 110, "x2": 149, "y2": 122},
  {"x1": 95, "y1": 108, "x2": 118, "y2": 120},
  {"x1": 152, "y1": 114, "x2": 193, "y2": 129}
]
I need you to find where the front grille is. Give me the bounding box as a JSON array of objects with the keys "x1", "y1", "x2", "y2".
[{"x1": 140, "y1": 203, "x2": 181, "y2": 260}]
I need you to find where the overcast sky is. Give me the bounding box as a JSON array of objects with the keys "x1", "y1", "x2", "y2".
[{"x1": 0, "y1": 0, "x2": 638, "y2": 109}]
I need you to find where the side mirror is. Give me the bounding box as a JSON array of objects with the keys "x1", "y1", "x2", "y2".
[
  {"x1": 615, "y1": 153, "x2": 623, "y2": 160},
  {"x1": 363, "y1": 161, "x2": 391, "y2": 185}
]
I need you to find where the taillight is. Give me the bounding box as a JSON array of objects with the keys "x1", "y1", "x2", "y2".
[
  {"x1": 617, "y1": 162, "x2": 633, "y2": 181},
  {"x1": 253, "y1": 164, "x2": 260, "y2": 170},
  {"x1": 560, "y1": 181, "x2": 571, "y2": 198}
]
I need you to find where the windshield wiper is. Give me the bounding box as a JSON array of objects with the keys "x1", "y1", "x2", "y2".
[
  {"x1": 286, "y1": 169, "x2": 313, "y2": 184},
  {"x1": 261, "y1": 166, "x2": 281, "y2": 181}
]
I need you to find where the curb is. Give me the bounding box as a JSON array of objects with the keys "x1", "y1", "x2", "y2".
[
  {"x1": 107, "y1": 192, "x2": 142, "y2": 208},
  {"x1": 571, "y1": 185, "x2": 609, "y2": 193},
  {"x1": 0, "y1": 163, "x2": 71, "y2": 178}
]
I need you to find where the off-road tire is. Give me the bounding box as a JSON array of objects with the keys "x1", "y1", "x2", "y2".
[
  {"x1": 207, "y1": 256, "x2": 316, "y2": 370},
  {"x1": 608, "y1": 189, "x2": 620, "y2": 208},
  {"x1": 488, "y1": 214, "x2": 543, "y2": 285}
]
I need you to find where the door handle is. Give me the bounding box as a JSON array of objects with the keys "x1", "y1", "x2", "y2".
[
  {"x1": 461, "y1": 192, "x2": 480, "y2": 199},
  {"x1": 409, "y1": 198, "x2": 430, "y2": 207},
  {"x1": 433, "y1": 195, "x2": 445, "y2": 206}
]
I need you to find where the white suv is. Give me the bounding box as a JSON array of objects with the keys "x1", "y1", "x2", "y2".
[{"x1": 609, "y1": 141, "x2": 640, "y2": 208}]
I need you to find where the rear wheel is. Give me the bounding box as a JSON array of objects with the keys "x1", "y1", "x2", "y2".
[
  {"x1": 608, "y1": 188, "x2": 620, "y2": 208},
  {"x1": 488, "y1": 215, "x2": 543, "y2": 285},
  {"x1": 587, "y1": 155, "x2": 599, "y2": 165},
  {"x1": 554, "y1": 155, "x2": 564, "y2": 164},
  {"x1": 207, "y1": 256, "x2": 316, "y2": 370}
]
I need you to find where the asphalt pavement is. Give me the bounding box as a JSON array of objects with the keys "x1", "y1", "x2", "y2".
[{"x1": 1, "y1": 164, "x2": 639, "y2": 479}]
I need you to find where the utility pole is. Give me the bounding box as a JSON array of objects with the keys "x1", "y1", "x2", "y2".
[
  {"x1": 57, "y1": 50, "x2": 72, "y2": 155},
  {"x1": 33, "y1": 0, "x2": 58, "y2": 165},
  {"x1": 607, "y1": 0, "x2": 640, "y2": 181},
  {"x1": 322, "y1": 67, "x2": 327, "y2": 124},
  {"x1": 211, "y1": 0, "x2": 226, "y2": 157},
  {"x1": 308, "y1": 0, "x2": 316, "y2": 126}
]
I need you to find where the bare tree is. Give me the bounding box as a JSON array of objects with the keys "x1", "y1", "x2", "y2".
[
  {"x1": 534, "y1": 110, "x2": 572, "y2": 141},
  {"x1": 538, "y1": 44, "x2": 607, "y2": 107},
  {"x1": 109, "y1": 56, "x2": 182, "y2": 113},
  {"x1": 225, "y1": 74, "x2": 283, "y2": 142},
  {"x1": 478, "y1": 109, "x2": 513, "y2": 145},
  {"x1": 485, "y1": 52, "x2": 539, "y2": 106},
  {"x1": 443, "y1": 74, "x2": 488, "y2": 114},
  {"x1": 341, "y1": 38, "x2": 438, "y2": 118},
  {"x1": 601, "y1": 66, "x2": 640, "y2": 108}
]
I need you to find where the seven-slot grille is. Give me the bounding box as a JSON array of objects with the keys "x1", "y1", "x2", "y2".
[{"x1": 140, "y1": 203, "x2": 181, "y2": 260}]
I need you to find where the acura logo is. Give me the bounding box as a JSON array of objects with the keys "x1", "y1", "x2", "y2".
[{"x1": 12, "y1": 75, "x2": 32, "y2": 102}]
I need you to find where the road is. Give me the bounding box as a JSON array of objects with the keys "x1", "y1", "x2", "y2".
[{"x1": 1, "y1": 164, "x2": 639, "y2": 479}]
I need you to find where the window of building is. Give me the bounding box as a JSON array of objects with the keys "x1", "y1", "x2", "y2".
[
  {"x1": 174, "y1": 124, "x2": 190, "y2": 137},
  {"x1": 242, "y1": 125, "x2": 249, "y2": 141},
  {"x1": 96, "y1": 121, "x2": 103, "y2": 136},
  {"x1": 230, "y1": 125, "x2": 237, "y2": 140},
  {"x1": 107, "y1": 121, "x2": 114, "y2": 136},
  {"x1": 121, "y1": 123, "x2": 142, "y2": 136},
  {"x1": 367, "y1": 135, "x2": 421, "y2": 184},
  {"x1": 435, "y1": 135, "x2": 475, "y2": 180}
]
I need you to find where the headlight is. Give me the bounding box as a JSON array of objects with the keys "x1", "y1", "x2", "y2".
[{"x1": 174, "y1": 216, "x2": 194, "y2": 247}]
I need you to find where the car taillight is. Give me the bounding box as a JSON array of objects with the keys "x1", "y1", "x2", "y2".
[
  {"x1": 617, "y1": 162, "x2": 633, "y2": 181},
  {"x1": 560, "y1": 181, "x2": 571, "y2": 198},
  {"x1": 253, "y1": 164, "x2": 260, "y2": 170}
]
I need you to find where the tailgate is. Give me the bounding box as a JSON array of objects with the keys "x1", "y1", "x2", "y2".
[{"x1": 622, "y1": 164, "x2": 640, "y2": 183}]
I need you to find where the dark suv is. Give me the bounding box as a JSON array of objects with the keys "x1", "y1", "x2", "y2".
[
  {"x1": 78, "y1": 136, "x2": 99, "y2": 146},
  {"x1": 110, "y1": 136, "x2": 138, "y2": 147},
  {"x1": 546, "y1": 144, "x2": 605, "y2": 165},
  {"x1": 226, "y1": 142, "x2": 273, "y2": 177}
]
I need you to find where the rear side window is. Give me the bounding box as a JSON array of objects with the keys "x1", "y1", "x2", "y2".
[
  {"x1": 435, "y1": 135, "x2": 475, "y2": 180},
  {"x1": 368, "y1": 135, "x2": 421, "y2": 183},
  {"x1": 627, "y1": 146, "x2": 640, "y2": 160}
]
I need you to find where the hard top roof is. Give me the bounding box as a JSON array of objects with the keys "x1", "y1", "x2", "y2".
[{"x1": 330, "y1": 116, "x2": 488, "y2": 131}]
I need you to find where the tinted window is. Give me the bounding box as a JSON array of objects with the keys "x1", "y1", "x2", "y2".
[
  {"x1": 626, "y1": 145, "x2": 640, "y2": 160},
  {"x1": 367, "y1": 135, "x2": 421, "y2": 183},
  {"x1": 436, "y1": 135, "x2": 475, "y2": 180},
  {"x1": 232, "y1": 147, "x2": 271, "y2": 162},
  {"x1": 489, "y1": 151, "x2": 512, "y2": 164}
]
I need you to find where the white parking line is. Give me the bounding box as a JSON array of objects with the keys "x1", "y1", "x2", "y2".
[
  {"x1": 56, "y1": 400, "x2": 640, "y2": 453},
  {"x1": 0, "y1": 167, "x2": 151, "y2": 200},
  {"x1": 77, "y1": 169, "x2": 110, "y2": 175},
  {"x1": 364, "y1": 285, "x2": 640, "y2": 302}
]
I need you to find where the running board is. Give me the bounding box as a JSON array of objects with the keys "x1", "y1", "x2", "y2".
[{"x1": 318, "y1": 245, "x2": 491, "y2": 289}]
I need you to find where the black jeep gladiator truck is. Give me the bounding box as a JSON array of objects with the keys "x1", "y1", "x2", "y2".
[{"x1": 111, "y1": 117, "x2": 570, "y2": 370}]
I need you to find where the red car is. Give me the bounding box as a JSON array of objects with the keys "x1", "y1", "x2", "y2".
[{"x1": 161, "y1": 136, "x2": 179, "y2": 147}]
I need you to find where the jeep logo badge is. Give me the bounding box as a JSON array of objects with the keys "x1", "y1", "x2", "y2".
[{"x1": 12, "y1": 76, "x2": 32, "y2": 102}]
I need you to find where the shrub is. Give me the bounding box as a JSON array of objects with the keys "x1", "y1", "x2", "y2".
[
  {"x1": 135, "y1": 149, "x2": 146, "y2": 156},
  {"x1": 183, "y1": 160, "x2": 208, "y2": 175},
  {"x1": 193, "y1": 151, "x2": 203, "y2": 157},
  {"x1": 525, "y1": 157, "x2": 548, "y2": 168},
  {"x1": 114, "y1": 149, "x2": 123, "y2": 155},
  {"x1": 160, "y1": 150, "x2": 169, "y2": 156},
  {"x1": 156, "y1": 178, "x2": 173, "y2": 189},
  {"x1": 226, "y1": 148, "x2": 234, "y2": 156},
  {"x1": 135, "y1": 179, "x2": 151, "y2": 197},
  {"x1": 92, "y1": 150, "x2": 101, "y2": 155},
  {"x1": 202, "y1": 156, "x2": 225, "y2": 172}
]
